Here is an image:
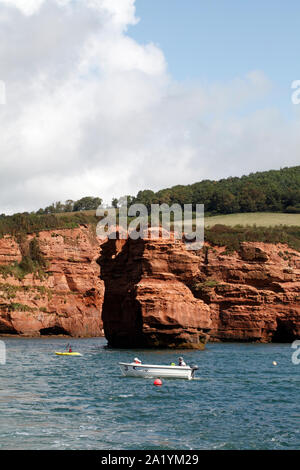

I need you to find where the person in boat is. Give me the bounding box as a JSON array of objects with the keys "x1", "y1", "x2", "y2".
[
  {"x1": 133, "y1": 357, "x2": 141, "y2": 364},
  {"x1": 178, "y1": 357, "x2": 186, "y2": 366},
  {"x1": 66, "y1": 344, "x2": 72, "y2": 353}
]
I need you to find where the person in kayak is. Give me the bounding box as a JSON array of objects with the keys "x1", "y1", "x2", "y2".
[
  {"x1": 66, "y1": 344, "x2": 72, "y2": 353},
  {"x1": 178, "y1": 357, "x2": 186, "y2": 366}
]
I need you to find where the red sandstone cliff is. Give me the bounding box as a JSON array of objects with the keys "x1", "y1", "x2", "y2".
[
  {"x1": 193, "y1": 242, "x2": 300, "y2": 342},
  {"x1": 0, "y1": 226, "x2": 299, "y2": 346},
  {"x1": 99, "y1": 237, "x2": 211, "y2": 349},
  {"x1": 0, "y1": 226, "x2": 104, "y2": 337},
  {"x1": 99, "y1": 236, "x2": 300, "y2": 348}
]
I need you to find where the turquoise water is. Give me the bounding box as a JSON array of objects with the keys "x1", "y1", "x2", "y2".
[{"x1": 0, "y1": 337, "x2": 299, "y2": 450}]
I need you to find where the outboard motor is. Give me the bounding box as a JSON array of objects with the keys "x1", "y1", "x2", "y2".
[{"x1": 190, "y1": 365, "x2": 199, "y2": 379}]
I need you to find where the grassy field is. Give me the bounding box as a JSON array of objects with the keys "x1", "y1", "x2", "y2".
[
  {"x1": 204, "y1": 212, "x2": 300, "y2": 227},
  {"x1": 56, "y1": 210, "x2": 300, "y2": 227}
]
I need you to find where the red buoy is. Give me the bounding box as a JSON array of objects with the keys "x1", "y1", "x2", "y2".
[{"x1": 154, "y1": 378, "x2": 162, "y2": 386}]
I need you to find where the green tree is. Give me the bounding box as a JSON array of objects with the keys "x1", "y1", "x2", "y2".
[
  {"x1": 111, "y1": 198, "x2": 119, "y2": 209},
  {"x1": 73, "y1": 197, "x2": 103, "y2": 211}
]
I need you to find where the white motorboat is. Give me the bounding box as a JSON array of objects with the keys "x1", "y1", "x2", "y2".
[{"x1": 119, "y1": 362, "x2": 199, "y2": 380}]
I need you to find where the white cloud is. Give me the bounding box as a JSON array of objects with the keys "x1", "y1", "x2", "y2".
[
  {"x1": 0, "y1": 0, "x2": 299, "y2": 214},
  {"x1": 0, "y1": 0, "x2": 45, "y2": 16}
]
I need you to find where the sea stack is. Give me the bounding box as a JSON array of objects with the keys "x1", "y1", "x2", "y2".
[{"x1": 98, "y1": 234, "x2": 212, "y2": 349}]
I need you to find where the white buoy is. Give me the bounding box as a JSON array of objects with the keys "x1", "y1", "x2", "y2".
[{"x1": 273, "y1": 361, "x2": 277, "y2": 366}]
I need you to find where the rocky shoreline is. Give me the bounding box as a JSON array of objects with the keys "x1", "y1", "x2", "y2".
[{"x1": 0, "y1": 225, "x2": 299, "y2": 347}]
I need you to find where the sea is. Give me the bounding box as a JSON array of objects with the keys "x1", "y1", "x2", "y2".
[{"x1": 0, "y1": 337, "x2": 299, "y2": 450}]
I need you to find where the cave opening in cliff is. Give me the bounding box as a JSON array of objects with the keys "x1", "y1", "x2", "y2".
[
  {"x1": 99, "y1": 237, "x2": 146, "y2": 348},
  {"x1": 272, "y1": 319, "x2": 295, "y2": 343},
  {"x1": 40, "y1": 327, "x2": 70, "y2": 336},
  {"x1": 0, "y1": 323, "x2": 18, "y2": 334}
]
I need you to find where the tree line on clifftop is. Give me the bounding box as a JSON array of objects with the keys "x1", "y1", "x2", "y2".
[
  {"x1": 130, "y1": 166, "x2": 300, "y2": 215},
  {"x1": 34, "y1": 196, "x2": 103, "y2": 215},
  {"x1": 3, "y1": 166, "x2": 300, "y2": 219}
]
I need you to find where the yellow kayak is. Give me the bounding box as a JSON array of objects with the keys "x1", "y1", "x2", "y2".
[{"x1": 55, "y1": 352, "x2": 82, "y2": 356}]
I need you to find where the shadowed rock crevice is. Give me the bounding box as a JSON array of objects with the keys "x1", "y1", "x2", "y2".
[
  {"x1": 99, "y1": 238, "x2": 145, "y2": 348},
  {"x1": 272, "y1": 318, "x2": 297, "y2": 343},
  {"x1": 40, "y1": 326, "x2": 70, "y2": 336},
  {"x1": 0, "y1": 321, "x2": 18, "y2": 334}
]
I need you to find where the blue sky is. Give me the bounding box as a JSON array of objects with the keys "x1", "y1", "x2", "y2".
[{"x1": 130, "y1": 0, "x2": 300, "y2": 116}]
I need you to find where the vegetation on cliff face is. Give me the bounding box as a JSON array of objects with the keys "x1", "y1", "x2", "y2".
[
  {"x1": 0, "y1": 214, "x2": 299, "y2": 257},
  {"x1": 0, "y1": 212, "x2": 99, "y2": 239},
  {"x1": 204, "y1": 225, "x2": 300, "y2": 252},
  {"x1": 0, "y1": 238, "x2": 49, "y2": 280},
  {"x1": 0, "y1": 283, "x2": 53, "y2": 300}
]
